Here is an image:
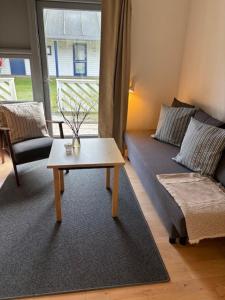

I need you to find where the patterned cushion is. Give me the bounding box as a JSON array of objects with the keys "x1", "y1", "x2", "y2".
[
  {"x1": 173, "y1": 118, "x2": 225, "y2": 176},
  {"x1": 154, "y1": 105, "x2": 196, "y2": 146},
  {"x1": 0, "y1": 102, "x2": 49, "y2": 144},
  {"x1": 0, "y1": 107, "x2": 7, "y2": 127}
]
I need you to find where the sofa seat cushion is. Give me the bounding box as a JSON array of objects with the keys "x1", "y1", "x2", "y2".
[
  {"x1": 215, "y1": 152, "x2": 225, "y2": 187},
  {"x1": 13, "y1": 137, "x2": 53, "y2": 164},
  {"x1": 125, "y1": 131, "x2": 190, "y2": 238},
  {"x1": 126, "y1": 131, "x2": 191, "y2": 175}
]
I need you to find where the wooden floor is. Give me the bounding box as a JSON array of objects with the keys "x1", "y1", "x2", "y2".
[{"x1": 0, "y1": 154, "x2": 225, "y2": 300}]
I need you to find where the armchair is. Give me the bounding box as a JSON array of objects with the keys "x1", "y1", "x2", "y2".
[{"x1": 0, "y1": 120, "x2": 64, "y2": 186}]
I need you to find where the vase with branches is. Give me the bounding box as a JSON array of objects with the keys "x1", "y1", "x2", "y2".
[{"x1": 57, "y1": 94, "x2": 94, "y2": 148}]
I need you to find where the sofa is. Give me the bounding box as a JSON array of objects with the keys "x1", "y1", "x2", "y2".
[{"x1": 125, "y1": 130, "x2": 225, "y2": 245}]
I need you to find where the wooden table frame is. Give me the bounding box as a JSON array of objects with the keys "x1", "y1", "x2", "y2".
[{"x1": 52, "y1": 165, "x2": 121, "y2": 222}]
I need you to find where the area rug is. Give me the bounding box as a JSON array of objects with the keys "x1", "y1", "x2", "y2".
[{"x1": 0, "y1": 160, "x2": 169, "y2": 299}]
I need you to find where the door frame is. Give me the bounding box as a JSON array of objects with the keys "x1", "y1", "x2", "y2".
[{"x1": 36, "y1": 0, "x2": 101, "y2": 134}]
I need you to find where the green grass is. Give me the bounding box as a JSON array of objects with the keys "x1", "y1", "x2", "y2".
[
  {"x1": 15, "y1": 77, "x2": 58, "y2": 112},
  {"x1": 14, "y1": 77, "x2": 98, "y2": 122},
  {"x1": 49, "y1": 79, "x2": 57, "y2": 112},
  {"x1": 15, "y1": 77, "x2": 33, "y2": 101}
]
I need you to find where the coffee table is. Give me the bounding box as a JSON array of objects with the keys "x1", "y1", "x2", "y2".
[{"x1": 47, "y1": 138, "x2": 125, "y2": 222}]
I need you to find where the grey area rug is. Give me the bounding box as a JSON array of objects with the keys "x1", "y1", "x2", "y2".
[{"x1": 0, "y1": 160, "x2": 169, "y2": 299}]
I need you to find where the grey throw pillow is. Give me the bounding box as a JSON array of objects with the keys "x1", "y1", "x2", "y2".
[
  {"x1": 173, "y1": 118, "x2": 225, "y2": 176},
  {"x1": 154, "y1": 105, "x2": 196, "y2": 146},
  {"x1": 194, "y1": 109, "x2": 224, "y2": 127},
  {"x1": 172, "y1": 97, "x2": 195, "y2": 108}
]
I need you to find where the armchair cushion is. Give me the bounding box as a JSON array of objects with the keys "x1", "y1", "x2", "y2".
[
  {"x1": 0, "y1": 102, "x2": 49, "y2": 143},
  {"x1": 13, "y1": 137, "x2": 53, "y2": 164}
]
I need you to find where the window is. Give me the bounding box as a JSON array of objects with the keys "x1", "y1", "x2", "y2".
[
  {"x1": 0, "y1": 57, "x2": 33, "y2": 101},
  {"x1": 73, "y1": 43, "x2": 87, "y2": 76},
  {"x1": 47, "y1": 46, "x2": 52, "y2": 55},
  {"x1": 40, "y1": 7, "x2": 101, "y2": 136}
]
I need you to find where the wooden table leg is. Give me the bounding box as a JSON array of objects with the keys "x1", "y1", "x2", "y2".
[
  {"x1": 53, "y1": 168, "x2": 62, "y2": 222},
  {"x1": 112, "y1": 165, "x2": 120, "y2": 217},
  {"x1": 106, "y1": 168, "x2": 110, "y2": 189},
  {"x1": 59, "y1": 170, "x2": 64, "y2": 193}
]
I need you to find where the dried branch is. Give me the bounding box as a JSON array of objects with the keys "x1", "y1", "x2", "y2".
[{"x1": 57, "y1": 91, "x2": 94, "y2": 137}]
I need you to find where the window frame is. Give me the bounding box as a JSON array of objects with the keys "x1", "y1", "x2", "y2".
[
  {"x1": 73, "y1": 43, "x2": 87, "y2": 77},
  {"x1": 47, "y1": 45, "x2": 52, "y2": 56},
  {"x1": 36, "y1": 0, "x2": 101, "y2": 137},
  {"x1": 0, "y1": 50, "x2": 34, "y2": 102}
]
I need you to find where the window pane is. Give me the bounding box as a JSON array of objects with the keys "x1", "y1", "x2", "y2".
[
  {"x1": 75, "y1": 62, "x2": 86, "y2": 75},
  {"x1": 0, "y1": 57, "x2": 33, "y2": 102},
  {"x1": 43, "y1": 8, "x2": 101, "y2": 136},
  {"x1": 75, "y1": 44, "x2": 86, "y2": 61}
]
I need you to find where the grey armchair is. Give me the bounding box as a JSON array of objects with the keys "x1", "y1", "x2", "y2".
[{"x1": 0, "y1": 119, "x2": 64, "y2": 186}]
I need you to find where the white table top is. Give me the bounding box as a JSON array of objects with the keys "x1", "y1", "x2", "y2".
[{"x1": 47, "y1": 138, "x2": 125, "y2": 169}]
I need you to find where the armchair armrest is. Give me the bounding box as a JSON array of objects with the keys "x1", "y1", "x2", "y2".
[
  {"x1": 0, "y1": 128, "x2": 11, "y2": 144},
  {"x1": 46, "y1": 120, "x2": 64, "y2": 124},
  {"x1": 0, "y1": 128, "x2": 9, "y2": 164},
  {"x1": 46, "y1": 120, "x2": 65, "y2": 139},
  {"x1": 0, "y1": 126, "x2": 14, "y2": 163}
]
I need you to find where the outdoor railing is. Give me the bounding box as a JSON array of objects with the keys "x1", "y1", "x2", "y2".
[
  {"x1": 56, "y1": 77, "x2": 99, "y2": 113},
  {"x1": 0, "y1": 78, "x2": 17, "y2": 101}
]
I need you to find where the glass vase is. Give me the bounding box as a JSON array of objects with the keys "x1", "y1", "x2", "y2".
[{"x1": 72, "y1": 133, "x2": 80, "y2": 148}]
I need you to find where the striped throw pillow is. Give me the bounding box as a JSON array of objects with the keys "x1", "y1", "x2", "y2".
[
  {"x1": 173, "y1": 118, "x2": 225, "y2": 176},
  {"x1": 0, "y1": 102, "x2": 49, "y2": 144},
  {"x1": 154, "y1": 105, "x2": 196, "y2": 146}
]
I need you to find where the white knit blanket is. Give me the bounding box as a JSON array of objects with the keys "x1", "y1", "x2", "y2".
[{"x1": 157, "y1": 173, "x2": 225, "y2": 244}]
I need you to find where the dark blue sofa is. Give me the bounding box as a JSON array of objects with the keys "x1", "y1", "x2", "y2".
[{"x1": 125, "y1": 130, "x2": 225, "y2": 245}]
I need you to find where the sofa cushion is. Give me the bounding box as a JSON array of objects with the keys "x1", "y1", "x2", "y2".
[
  {"x1": 126, "y1": 131, "x2": 190, "y2": 175},
  {"x1": 174, "y1": 118, "x2": 225, "y2": 176},
  {"x1": 125, "y1": 131, "x2": 189, "y2": 237},
  {"x1": 215, "y1": 152, "x2": 225, "y2": 187},
  {"x1": 13, "y1": 137, "x2": 53, "y2": 164},
  {"x1": 194, "y1": 109, "x2": 224, "y2": 127},
  {"x1": 172, "y1": 98, "x2": 195, "y2": 108},
  {"x1": 0, "y1": 102, "x2": 49, "y2": 143},
  {"x1": 154, "y1": 105, "x2": 196, "y2": 147}
]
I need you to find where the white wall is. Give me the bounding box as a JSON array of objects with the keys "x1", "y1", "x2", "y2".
[
  {"x1": 178, "y1": 0, "x2": 225, "y2": 122},
  {"x1": 87, "y1": 41, "x2": 100, "y2": 77},
  {"x1": 0, "y1": 59, "x2": 11, "y2": 74},
  {"x1": 127, "y1": 0, "x2": 190, "y2": 130},
  {"x1": 57, "y1": 41, "x2": 74, "y2": 76},
  {"x1": 0, "y1": 0, "x2": 30, "y2": 49},
  {"x1": 46, "y1": 40, "x2": 56, "y2": 76}
]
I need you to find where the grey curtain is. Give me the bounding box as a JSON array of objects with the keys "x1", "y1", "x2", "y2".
[{"x1": 98, "y1": 0, "x2": 132, "y2": 152}]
